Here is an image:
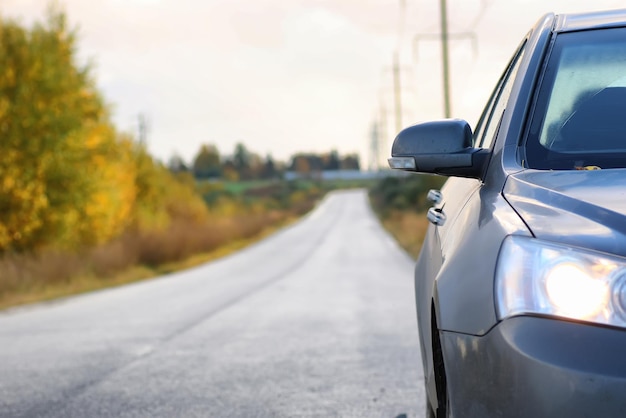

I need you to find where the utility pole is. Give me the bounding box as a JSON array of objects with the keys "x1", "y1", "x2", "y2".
[
  {"x1": 377, "y1": 101, "x2": 389, "y2": 170},
  {"x1": 393, "y1": 0, "x2": 407, "y2": 134},
  {"x1": 413, "y1": 0, "x2": 479, "y2": 119},
  {"x1": 369, "y1": 121, "x2": 379, "y2": 171},
  {"x1": 440, "y1": 0, "x2": 451, "y2": 118},
  {"x1": 138, "y1": 113, "x2": 148, "y2": 146},
  {"x1": 393, "y1": 51, "x2": 403, "y2": 133},
  {"x1": 371, "y1": 0, "x2": 416, "y2": 168},
  {"x1": 380, "y1": 61, "x2": 414, "y2": 155}
]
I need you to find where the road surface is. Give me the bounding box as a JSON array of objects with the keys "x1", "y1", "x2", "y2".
[{"x1": 0, "y1": 189, "x2": 425, "y2": 417}]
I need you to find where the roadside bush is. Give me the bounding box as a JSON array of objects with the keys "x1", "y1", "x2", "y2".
[
  {"x1": 369, "y1": 174, "x2": 447, "y2": 259},
  {"x1": 370, "y1": 174, "x2": 446, "y2": 214}
]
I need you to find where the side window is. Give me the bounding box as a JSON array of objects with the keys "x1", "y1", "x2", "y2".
[{"x1": 473, "y1": 42, "x2": 526, "y2": 149}]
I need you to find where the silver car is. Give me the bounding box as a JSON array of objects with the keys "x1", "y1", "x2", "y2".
[{"x1": 389, "y1": 9, "x2": 626, "y2": 418}]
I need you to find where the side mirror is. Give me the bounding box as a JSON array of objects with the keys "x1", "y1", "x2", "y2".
[{"x1": 388, "y1": 119, "x2": 489, "y2": 179}]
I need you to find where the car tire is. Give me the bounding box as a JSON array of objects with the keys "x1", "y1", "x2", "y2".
[{"x1": 432, "y1": 305, "x2": 449, "y2": 418}]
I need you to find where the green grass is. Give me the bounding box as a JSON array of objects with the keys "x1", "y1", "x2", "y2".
[
  {"x1": 215, "y1": 178, "x2": 380, "y2": 195},
  {"x1": 220, "y1": 180, "x2": 277, "y2": 195}
]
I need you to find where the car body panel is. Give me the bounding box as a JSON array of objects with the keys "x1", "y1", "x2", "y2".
[
  {"x1": 442, "y1": 317, "x2": 626, "y2": 417},
  {"x1": 435, "y1": 187, "x2": 530, "y2": 336},
  {"x1": 504, "y1": 169, "x2": 626, "y2": 257},
  {"x1": 555, "y1": 9, "x2": 626, "y2": 32},
  {"x1": 417, "y1": 176, "x2": 531, "y2": 411}
]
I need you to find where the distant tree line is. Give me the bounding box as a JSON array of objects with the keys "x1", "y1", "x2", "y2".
[
  {"x1": 289, "y1": 151, "x2": 360, "y2": 177},
  {"x1": 169, "y1": 144, "x2": 361, "y2": 181}
]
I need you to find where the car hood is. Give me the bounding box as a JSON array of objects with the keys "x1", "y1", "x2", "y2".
[{"x1": 503, "y1": 169, "x2": 626, "y2": 257}]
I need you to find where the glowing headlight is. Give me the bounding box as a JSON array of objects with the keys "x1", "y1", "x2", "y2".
[{"x1": 495, "y1": 236, "x2": 626, "y2": 327}]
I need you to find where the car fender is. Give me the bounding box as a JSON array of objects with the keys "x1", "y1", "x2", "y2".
[{"x1": 433, "y1": 188, "x2": 531, "y2": 336}]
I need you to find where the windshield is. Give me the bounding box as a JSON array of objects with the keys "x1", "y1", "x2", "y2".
[{"x1": 525, "y1": 27, "x2": 626, "y2": 170}]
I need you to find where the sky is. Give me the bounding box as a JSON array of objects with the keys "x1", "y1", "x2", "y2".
[{"x1": 1, "y1": 0, "x2": 624, "y2": 168}]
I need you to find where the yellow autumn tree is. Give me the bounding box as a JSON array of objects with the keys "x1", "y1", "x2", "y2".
[
  {"x1": 74, "y1": 127, "x2": 137, "y2": 245},
  {"x1": 131, "y1": 144, "x2": 208, "y2": 231},
  {"x1": 0, "y1": 7, "x2": 211, "y2": 254},
  {"x1": 0, "y1": 9, "x2": 135, "y2": 251},
  {"x1": 0, "y1": 19, "x2": 49, "y2": 250}
]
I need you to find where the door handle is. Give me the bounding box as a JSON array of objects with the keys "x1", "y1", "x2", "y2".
[
  {"x1": 427, "y1": 189, "x2": 442, "y2": 204},
  {"x1": 427, "y1": 207, "x2": 446, "y2": 226}
]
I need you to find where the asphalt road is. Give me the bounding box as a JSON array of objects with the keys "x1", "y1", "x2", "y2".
[{"x1": 0, "y1": 189, "x2": 425, "y2": 418}]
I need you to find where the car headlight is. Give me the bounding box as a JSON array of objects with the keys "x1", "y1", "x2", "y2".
[{"x1": 495, "y1": 235, "x2": 626, "y2": 328}]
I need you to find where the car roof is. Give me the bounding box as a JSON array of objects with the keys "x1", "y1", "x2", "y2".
[{"x1": 554, "y1": 9, "x2": 626, "y2": 32}]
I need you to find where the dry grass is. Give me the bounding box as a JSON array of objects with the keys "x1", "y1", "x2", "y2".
[
  {"x1": 379, "y1": 210, "x2": 430, "y2": 259},
  {"x1": 0, "y1": 197, "x2": 319, "y2": 310}
]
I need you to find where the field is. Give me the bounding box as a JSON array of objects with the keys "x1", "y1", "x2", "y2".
[
  {"x1": 0, "y1": 174, "x2": 438, "y2": 310},
  {"x1": 0, "y1": 179, "x2": 324, "y2": 310}
]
